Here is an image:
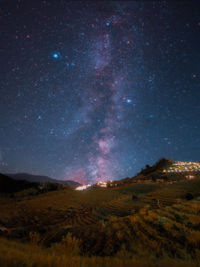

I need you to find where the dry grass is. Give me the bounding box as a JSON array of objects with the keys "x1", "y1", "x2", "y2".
[
  {"x1": 0, "y1": 237, "x2": 198, "y2": 267},
  {"x1": 1, "y1": 178, "x2": 200, "y2": 266}
]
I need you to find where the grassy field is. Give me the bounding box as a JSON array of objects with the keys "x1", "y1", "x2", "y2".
[
  {"x1": 1, "y1": 177, "x2": 200, "y2": 266},
  {"x1": 0, "y1": 236, "x2": 198, "y2": 267}
]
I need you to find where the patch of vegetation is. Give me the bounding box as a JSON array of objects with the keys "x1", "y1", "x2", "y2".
[
  {"x1": 116, "y1": 183, "x2": 160, "y2": 195},
  {"x1": 0, "y1": 173, "x2": 39, "y2": 193},
  {"x1": 140, "y1": 158, "x2": 173, "y2": 175},
  {"x1": 1, "y1": 236, "x2": 199, "y2": 267},
  {"x1": 185, "y1": 193, "x2": 194, "y2": 200},
  {"x1": 1, "y1": 177, "x2": 200, "y2": 266}
]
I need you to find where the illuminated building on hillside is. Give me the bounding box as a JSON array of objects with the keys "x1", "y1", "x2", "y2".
[
  {"x1": 163, "y1": 161, "x2": 200, "y2": 173},
  {"x1": 75, "y1": 184, "x2": 91, "y2": 191},
  {"x1": 97, "y1": 181, "x2": 107, "y2": 187}
]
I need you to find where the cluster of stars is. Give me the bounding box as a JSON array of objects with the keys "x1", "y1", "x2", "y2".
[{"x1": 0, "y1": 1, "x2": 199, "y2": 183}]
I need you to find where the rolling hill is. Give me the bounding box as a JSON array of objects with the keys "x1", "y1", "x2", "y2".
[
  {"x1": 5, "y1": 173, "x2": 80, "y2": 187},
  {"x1": 0, "y1": 159, "x2": 200, "y2": 266},
  {"x1": 112, "y1": 158, "x2": 200, "y2": 186},
  {"x1": 0, "y1": 173, "x2": 39, "y2": 193}
]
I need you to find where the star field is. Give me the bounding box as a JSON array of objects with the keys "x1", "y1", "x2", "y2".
[{"x1": 0, "y1": 1, "x2": 200, "y2": 184}]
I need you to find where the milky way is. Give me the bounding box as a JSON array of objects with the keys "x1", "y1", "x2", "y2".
[
  {"x1": 62, "y1": 14, "x2": 143, "y2": 183},
  {"x1": 0, "y1": 1, "x2": 200, "y2": 184}
]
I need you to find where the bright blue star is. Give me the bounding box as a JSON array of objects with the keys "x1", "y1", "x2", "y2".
[
  {"x1": 52, "y1": 52, "x2": 60, "y2": 59},
  {"x1": 148, "y1": 114, "x2": 154, "y2": 119},
  {"x1": 37, "y1": 115, "x2": 42, "y2": 120},
  {"x1": 106, "y1": 22, "x2": 110, "y2": 26},
  {"x1": 126, "y1": 99, "x2": 132, "y2": 104}
]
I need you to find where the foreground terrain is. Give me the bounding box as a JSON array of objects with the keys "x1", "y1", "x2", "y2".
[{"x1": 0, "y1": 166, "x2": 200, "y2": 266}]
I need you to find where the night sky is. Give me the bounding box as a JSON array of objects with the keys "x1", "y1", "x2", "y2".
[{"x1": 0, "y1": 1, "x2": 200, "y2": 184}]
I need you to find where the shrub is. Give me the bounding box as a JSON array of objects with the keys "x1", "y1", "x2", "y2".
[
  {"x1": 10, "y1": 228, "x2": 29, "y2": 239},
  {"x1": 51, "y1": 233, "x2": 81, "y2": 256},
  {"x1": 185, "y1": 193, "x2": 194, "y2": 200},
  {"x1": 158, "y1": 217, "x2": 167, "y2": 230},
  {"x1": 132, "y1": 194, "x2": 138, "y2": 200},
  {"x1": 29, "y1": 231, "x2": 40, "y2": 245},
  {"x1": 174, "y1": 212, "x2": 184, "y2": 223}
]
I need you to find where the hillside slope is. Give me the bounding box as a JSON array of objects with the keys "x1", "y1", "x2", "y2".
[
  {"x1": 0, "y1": 173, "x2": 39, "y2": 193},
  {"x1": 1, "y1": 166, "x2": 200, "y2": 266},
  {"x1": 6, "y1": 173, "x2": 80, "y2": 187}
]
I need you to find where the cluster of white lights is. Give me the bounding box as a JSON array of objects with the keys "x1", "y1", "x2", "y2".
[
  {"x1": 173, "y1": 161, "x2": 198, "y2": 166},
  {"x1": 163, "y1": 161, "x2": 200, "y2": 173},
  {"x1": 97, "y1": 181, "x2": 107, "y2": 187},
  {"x1": 75, "y1": 184, "x2": 91, "y2": 191}
]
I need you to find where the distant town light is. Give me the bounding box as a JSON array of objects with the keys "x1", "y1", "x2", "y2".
[
  {"x1": 97, "y1": 181, "x2": 107, "y2": 187},
  {"x1": 75, "y1": 184, "x2": 91, "y2": 191},
  {"x1": 163, "y1": 161, "x2": 200, "y2": 173},
  {"x1": 186, "y1": 175, "x2": 195, "y2": 179}
]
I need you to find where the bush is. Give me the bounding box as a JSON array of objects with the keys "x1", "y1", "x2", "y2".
[
  {"x1": 185, "y1": 193, "x2": 194, "y2": 200},
  {"x1": 10, "y1": 228, "x2": 29, "y2": 238},
  {"x1": 158, "y1": 217, "x2": 167, "y2": 230},
  {"x1": 51, "y1": 233, "x2": 81, "y2": 256},
  {"x1": 29, "y1": 231, "x2": 40, "y2": 245},
  {"x1": 132, "y1": 194, "x2": 138, "y2": 200},
  {"x1": 174, "y1": 212, "x2": 184, "y2": 223},
  {"x1": 40, "y1": 182, "x2": 62, "y2": 192}
]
